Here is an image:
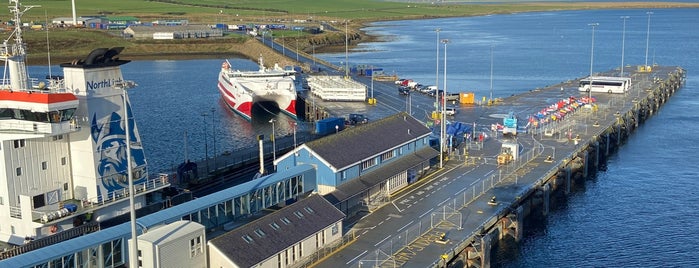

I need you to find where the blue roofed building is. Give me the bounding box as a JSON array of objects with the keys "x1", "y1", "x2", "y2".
[{"x1": 275, "y1": 112, "x2": 439, "y2": 218}]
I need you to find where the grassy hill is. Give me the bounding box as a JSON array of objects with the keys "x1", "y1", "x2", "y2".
[{"x1": 10, "y1": 1, "x2": 699, "y2": 65}]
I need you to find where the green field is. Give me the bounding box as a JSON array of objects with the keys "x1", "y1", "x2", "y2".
[{"x1": 10, "y1": 1, "x2": 699, "y2": 64}]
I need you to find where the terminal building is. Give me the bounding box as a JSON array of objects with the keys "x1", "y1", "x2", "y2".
[{"x1": 0, "y1": 112, "x2": 439, "y2": 267}]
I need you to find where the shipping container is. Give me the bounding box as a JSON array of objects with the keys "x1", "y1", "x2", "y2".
[{"x1": 315, "y1": 117, "x2": 345, "y2": 136}]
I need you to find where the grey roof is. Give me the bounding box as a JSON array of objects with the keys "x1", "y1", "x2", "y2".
[
  {"x1": 324, "y1": 146, "x2": 439, "y2": 205},
  {"x1": 209, "y1": 195, "x2": 345, "y2": 267},
  {"x1": 305, "y1": 112, "x2": 431, "y2": 170},
  {"x1": 137, "y1": 220, "x2": 204, "y2": 245}
]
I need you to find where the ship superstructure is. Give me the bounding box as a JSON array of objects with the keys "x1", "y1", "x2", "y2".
[{"x1": 0, "y1": 0, "x2": 168, "y2": 245}]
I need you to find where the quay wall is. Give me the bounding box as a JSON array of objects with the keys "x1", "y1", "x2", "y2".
[{"x1": 439, "y1": 67, "x2": 686, "y2": 268}]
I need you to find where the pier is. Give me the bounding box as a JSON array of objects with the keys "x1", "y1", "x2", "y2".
[{"x1": 304, "y1": 65, "x2": 685, "y2": 268}]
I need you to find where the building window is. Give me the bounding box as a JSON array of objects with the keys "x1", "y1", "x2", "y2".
[
  {"x1": 242, "y1": 234, "x2": 253, "y2": 244},
  {"x1": 15, "y1": 167, "x2": 21, "y2": 176},
  {"x1": 381, "y1": 150, "x2": 394, "y2": 161},
  {"x1": 190, "y1": 236, "x2": 203, "y2": 257},
  {"x1": 361, "y1": 158, "x2": 377, "y2": 170},
  {"x1": 13, "y1": 139, "x2": 26, "y2": 148},
  {"x1": 399, "y1": 147, "x2": 403, "y2": 155},
  {"x1": 281, "y1": 217, "x2": 291, "y2": 225},
  {"x1": 61, "y1": 157, "x2": 66, "y2": 165},
  {"x1": 294, "y1": 211, "x2": 304, "y2": 219},
  {"x1": 0, "y1": 196, "x2": 3, "y2": 205},
  {"x1": 341, "y1": 170, "x2": 347, "y2": 181},
  {"x1": 254, "y1": 228, "x2": 266, "y2": 237},
  {"x1": 42, "y1": 161, "x2": 48, "y2": 170},
  {"x1": 304, "y1": 207, "x2": 315, "y2": 214},
  {"x1": 332, "y1": 223, "x2": 339, "y2": 235},
  {"x1": 270, "y1": 222, "x2": 280, "y2": 230}
]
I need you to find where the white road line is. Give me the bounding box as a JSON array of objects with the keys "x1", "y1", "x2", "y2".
[
  {"x1": 374, "y1": 235, "x2": 392, "y2": 246},
  {"x1": 437, "y1": 198, "x2": 450, "y2": 206},
  {"x1": 470, "y1": 179, "x2": 479, "y2": 186},
  {"x1": 346, "y1": 250, "x2": 368, "y2": 265},
  {"x1": 397, "y1": 221, "x2": 414, "y2": 232},
  {"x1": 484, "y1": 170, "x2": 494, "y2": 177},
  {"x1": 420, "y1": 208, "x2": 434, "y2": 218},
  {"x1": 455, "y1": 188, "x2": 466, "y2": 196},
  {"x1": 392, "y1": 202, "x2": 403, "y2": 213}
]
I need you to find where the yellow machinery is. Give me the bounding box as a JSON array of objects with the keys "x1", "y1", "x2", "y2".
[{"x1": 497, "y1": 142, "x2": 519, "y2": 166}]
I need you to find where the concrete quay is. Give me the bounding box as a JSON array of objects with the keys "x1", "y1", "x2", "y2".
[{"x1": 307, "y1": 65, "x2": 686, "y2": 268}]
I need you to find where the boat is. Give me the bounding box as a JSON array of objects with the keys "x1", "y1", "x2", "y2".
[
  {"x1": 217, "y1": 57, "x2": 298, "y2": 120},
  {"x1": 0, "y1": 0, "x2": 169, "y2": 245}
]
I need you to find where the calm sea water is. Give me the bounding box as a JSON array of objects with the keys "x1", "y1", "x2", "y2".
[
  {"x1": 316, "y1": 8, "x2": 699, "y2": 267},
  {"x1": 27, "y1": 7, "x2": 698, "y2": 266}
]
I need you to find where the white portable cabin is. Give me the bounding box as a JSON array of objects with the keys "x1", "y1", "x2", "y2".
[{"x1": 129, "y1": 220, "x2": 207, "y2": 268}]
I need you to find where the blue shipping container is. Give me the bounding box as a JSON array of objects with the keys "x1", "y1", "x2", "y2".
[{"x1": 315, "y1": 117, "x2": 345, "y2": 136}]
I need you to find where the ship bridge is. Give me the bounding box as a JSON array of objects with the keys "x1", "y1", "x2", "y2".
[{"x1": 0, "y1": 89, "x2": 79, "y2": 136}]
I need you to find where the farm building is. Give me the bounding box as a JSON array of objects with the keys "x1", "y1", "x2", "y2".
[{"x1": 123, "y1": 25, "x2": 223, "y2": 40}]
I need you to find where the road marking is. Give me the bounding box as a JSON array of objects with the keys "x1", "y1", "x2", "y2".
[
  {"x1": 420, "y1": 208, "x2": 434, "y2": 218},
  {"x1": 455, "y1": 188, "x2": 466, "y2": 196},
  {"x1": 375, "y1": 235, "x2": 392, "y2": 246},
  {"x1": 470, "y1": 180, "x2": 479, "y2": 186},
  {"x1": 397, "y1": 221, "x2": 414, "y2": 232},
  {"x1": 392, "y1": 202, "x2": 403, "y2": 213},
  {"x1": 437, "y1": 198, "x2": 450, "y2": 206},
  {"x1": 485, "y1": 170, "x2": 494, "y2": 177},
  {"x1": 346, "y1": 250, "x2": 368, "y2": 265}
]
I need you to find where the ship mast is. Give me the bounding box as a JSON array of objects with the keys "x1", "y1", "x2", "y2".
[{"x1": 1, "y1": 0, "x2": 37, "y2": 90}]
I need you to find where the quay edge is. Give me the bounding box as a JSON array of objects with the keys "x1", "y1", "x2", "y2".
[{"x1": 438, "y1": 66, "x2": 686, "y2": 268}]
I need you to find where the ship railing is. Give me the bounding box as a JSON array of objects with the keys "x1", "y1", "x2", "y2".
[
  {"x1": 0, "y1": 120, "x2": 79, "y2": 134},
  {"x1": 81, "y1": 176, "x2": 170, "y2": 209}
]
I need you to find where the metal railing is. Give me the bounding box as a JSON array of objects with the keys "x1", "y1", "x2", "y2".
[
  {"x1": 358, "y1": 143, "x2": 544, "y2": 267},
  {"x1": 291, "y1": 231, "x2": 356, "y2": 268}
]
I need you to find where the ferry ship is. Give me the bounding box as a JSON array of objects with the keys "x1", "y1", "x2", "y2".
[
  {"x1": 0, "y1": 0, "x2": 168, "y2": 245},
  {"x1": 217, "y1": 57, "x2": 298, "y2": 120}
]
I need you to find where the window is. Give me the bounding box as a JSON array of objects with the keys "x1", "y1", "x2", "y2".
[
  {"x1": 242, "y1": 234, "x2": 253, "y2": 243},
  {"x1": 61, "y1": 157, "x2": 66, "y2": 165},
  {"x1": 341, "y1": 170, "x2": 347, "y2": 181},
  {"x1": 190, "y1": 236, "x2": 203, "y2": 257},
  {"x1": 293, "y1": 211, "x2": 304, "y2": 219},
  {"x1": 254, "y1": 228, "x2": 266, "y2": 237},
  {"x1": 42, "y1": 161, "x2": 47, "y2": 170},
  {"x1": 13, "y1": 139, "x2": 25, "y2": 148},
  {"x1": 304, "y1": 207, "x2": 315, "y2": 214},
  {"x1": 15, "y1": 167, "x2": 21, "y2": 176},
  {"x1": 381, "y1": 150, "x2": 394, "y2": 161},
  {"x1": 281, "y1": 217, "x2": 291, "y2": 225},
  {"x1": 361, "y1": 158, "x2": 377, "y2": 170},
  {"x1": 332, "y1": 223, "x2": 339, "y2": 235},
  {"x1": 270, "y1": 222, "x2": 280, "y2": 230}
]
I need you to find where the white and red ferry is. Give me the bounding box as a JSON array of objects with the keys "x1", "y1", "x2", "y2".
[
  {"x1": 0, "y1": 0, "x2": 168, "y2": 245},
  {"x1": 217, "y1": 57, "x2": 298, "y2": 120}
]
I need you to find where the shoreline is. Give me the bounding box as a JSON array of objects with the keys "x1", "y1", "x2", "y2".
[{"x1": 25, "y1": 2, "x2": 699, "y2": 66}]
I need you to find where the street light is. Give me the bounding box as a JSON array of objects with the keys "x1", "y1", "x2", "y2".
[
  {"x1": 121, "y1": 85, "x2": 138, "y2": 268},
  {"x1": 201, "y1": 113, "x2": 209, "y2": 174},
  {"x1": 211, "y1": 108, "x2": 216, "y2": 172},
  {"x1": 293, "y1": 122, "x2": 298, "y2": 150},
  {"x1": 440, "y1": 38, "x2": 449, "y2": 169},
  {"x1": 644, "y1": 11, "x2": 653, "y2": 69},
  {"x1": 588, "y1": 23, "x2": 599, "y2": 100},
  {"x1": 269, "y1": 119, "x2": 276, "y2": 162},
  {"x1": 620, "y1": 16, "x2": 630, "y2": 77},
  {"x1": 489, "y1": 44, "x2": 494, "y2": 102},
  {"x1": 434, "y1": 28, "x2": 441, "y2": 115}
]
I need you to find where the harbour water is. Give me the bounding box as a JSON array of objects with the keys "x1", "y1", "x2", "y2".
[{"x1": 26, "y1": 7, "x2": 698, "y2": 266}]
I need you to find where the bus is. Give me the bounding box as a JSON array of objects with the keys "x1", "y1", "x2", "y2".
[{"x1": 578, "y1": 76, "x2": 632, "y2": 94}]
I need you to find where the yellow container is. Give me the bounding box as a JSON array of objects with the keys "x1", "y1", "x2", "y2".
[{"x1": 460, "y1": 92, "x2": 475, "y2": 104}]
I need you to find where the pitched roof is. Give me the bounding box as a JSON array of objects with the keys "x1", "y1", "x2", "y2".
[
  {"x1": 208, "y1": 195, "x2": 345, "y2": 267},
  {"x1": 324, "y1": 146, "x2": 439, "y2": 205},
  {"x1": 304, "y1": 112, "x2": 431, "y2": 171}
]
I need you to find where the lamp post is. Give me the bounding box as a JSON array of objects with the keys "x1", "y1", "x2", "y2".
[
  {"x1": 588, "y1": 23, "x2": 599, "y2": 100},
  {"x1": 644, "y1": 11, "x2": 653, "y2": 69},
  {"x1": 211, "y1": 108, "x2": 216, "y2": 172},
  {"x1": 440, "y1": 38, "x2": 449, "y2": 169},
  {"x1": 269, "y1": 119, "x2": 276, "y2": 162},
  {"x1": 296, "y1": 37, "x2": 299, "y2": 62},
  {"x1": 434, "y1": 28, "x2": 441, "y2": 115},
  {"x1": 489, "y1": 44, "x2": 494, "y2": 102},
  {"x1": 293, "y1": 122, "x2": 298, "y2": 150},
  {"x1": 282, "y1": 34, "x2": 285, "y2": 56},
  {"x1": 620, "y1": 16, "x2": 629, "y2": 77},
  {"x1": 122, "y1": 86, "x2": 138, "y2": 268},
  {"x1": 201, "y1": 113, "x2": 209, "y2": 174}
]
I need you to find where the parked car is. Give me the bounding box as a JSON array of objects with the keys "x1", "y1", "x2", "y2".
[
  {"x1": 398, "y1": 86, "x2": 410, "y2": 95},
  {"x1": 443, "y1": 107, "x2": 457, "y2": 116}
]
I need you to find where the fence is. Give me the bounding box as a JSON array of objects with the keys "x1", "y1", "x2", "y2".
[{"x1": 358, "y1": 142, "x2": 544, "y2": 267}]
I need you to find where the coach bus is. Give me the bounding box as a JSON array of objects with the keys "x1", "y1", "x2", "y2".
[{"x1": 578, "y1": 76, "x2": 632, "y2": 94}]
